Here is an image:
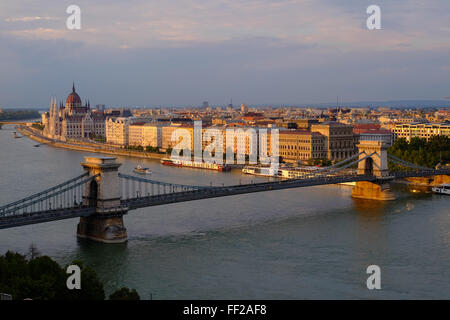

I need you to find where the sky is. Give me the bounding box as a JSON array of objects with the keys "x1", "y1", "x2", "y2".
[{"x1": 0, "y1": 0, "x2": 450, "y2": 108}]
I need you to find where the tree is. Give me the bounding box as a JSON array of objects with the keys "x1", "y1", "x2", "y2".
[
  {"x1": 409, "y1": 137, "x2": 427, "y2": 151},
  {"x1": 31, "y1": 123, "x2": 45, "y2": 131},
  {"x1": 61, "y1": 260, "x2": 105, "y2": 300},
  {"x1": 391, "y1": 138, "x2": 408, "y2": 151},
  {"x1": 0, "y1": 251, "x2": 105, "y2": 300},
  {"x1": 388, "y1": 135, "x2": 449, "y2": 169},
  {"x1": 109, "y1": 287, "x2": 140, "y2": 300},
  {"x1": 0, "y1": 252, "x2": 67, "y2": 300}
]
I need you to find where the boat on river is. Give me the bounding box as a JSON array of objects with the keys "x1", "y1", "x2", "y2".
[
  {"x1": 133, "y1": 165, "x2": 152, "y2": 175},
  {"x1": 161, "y1": 158, "x2": 231, "y2": 172},
  {"x1": 432, "y1": 183, "x2": 450, "y2": 195}
]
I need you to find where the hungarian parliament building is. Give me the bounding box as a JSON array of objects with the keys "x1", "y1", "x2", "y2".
[{"x1": 43, "y1": 83, "x2": 107, "y2": 140}]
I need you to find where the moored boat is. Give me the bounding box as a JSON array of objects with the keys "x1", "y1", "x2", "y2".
[
  {"x1": 432, "y1": 183, "x2": 450, "y2": 195},
  {"x1": 160, "y1": 158, "x2": 231, "y2": 172},
  {"x1": 242, "y1": 165, "x2": 280, "y2": 177}
]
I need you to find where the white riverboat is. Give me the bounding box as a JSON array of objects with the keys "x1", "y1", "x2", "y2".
[
  {"x1": 432, "y1": 183, "x2": 450, "y2": 195},
  {"x1": 161, "y1": 158, "x2": 231, "y2": 172},
  {"x1": 242, "y1": 165, "x2": 280, "y2": 177},
  {"x1": 278, "y1": 166, "x2": 321, "y2": 179}
]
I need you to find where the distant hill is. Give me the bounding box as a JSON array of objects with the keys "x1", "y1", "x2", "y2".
[{"x1": 0, "y1": 109, "x2": 41, "y2": 121}]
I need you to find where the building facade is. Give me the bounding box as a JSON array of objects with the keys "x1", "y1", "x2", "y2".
[
  {"x1": 311, "y1": 122, "x2": 356, "y2": 161},
  {"x1": 392, "y1": 123, "x2": 450, "y2": 141},
  {"x1": 279, "y1": 130, "x2": 326, "y2": 163},
  {"x1": 43, "y1": 84, "x2": 106, "y2": 140},
  {"x1": 161, "y1": 124, "x2": 195, "y2": 150},
  {"x1": 106, "y1": 117, "x2": 133, "y2": 145},
  {"x1": 128, "y1": 123, "x2": 163, "y2": 148}
]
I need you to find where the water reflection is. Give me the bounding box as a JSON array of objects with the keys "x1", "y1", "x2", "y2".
[{"x1": 352, "y1": 198, "x2": 389, "y2": 220}]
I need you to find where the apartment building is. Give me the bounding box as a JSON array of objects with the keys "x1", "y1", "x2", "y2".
[
  {"x1": 279, "y1": 130, "x2": 326, "y2": 163},
  {"x1": 161, "y1": 124, "x2": 194, "y2": 150},
  {"x1": 159, "y1": 124, "x2": 276, "y2": 159},
  {"x1": 105, "y1": 117, "x2": 133, "y2": 145},
  {"x1": 128, "y1": 123, "x2": 162, "y2": 148},
  {"x1": 392, "y1": 123, "x2": 450, "y2": 141},
  {"x1": 311, "y1": 122, "x2": 356, "y2": 161}
]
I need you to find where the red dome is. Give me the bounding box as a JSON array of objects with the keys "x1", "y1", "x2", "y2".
[
  {"x1": 66, "y1": 92, "x2": 82, "y2": 105},
  {"x1": 66, "y1": 83, "x2": 82, "y2": 105}
]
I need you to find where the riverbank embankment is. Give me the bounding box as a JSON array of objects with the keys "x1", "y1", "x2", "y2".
[{"x1": 17, "y1": 126, "x2": 167, "y2": 161}]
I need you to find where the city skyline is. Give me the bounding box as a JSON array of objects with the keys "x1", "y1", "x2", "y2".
[{"x1": 1, "y1": 0, "x2": 450, "y2": 107}]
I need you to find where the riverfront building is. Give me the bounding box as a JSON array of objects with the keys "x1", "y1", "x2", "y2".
[
  {"x1": 128, "y1": 123, "x2": 163, "y2": 148},
  {"x1": 208, "y1": 126, "x2": 275, "y2": 158},
  {"x1": 105, "y1": 117, "x2": 133, "y2": 145},
  {"x1": 310, "y1": 122, "x2": 357, "y2": 161},
  {"x1": 43, "y1": 84, "x2": 107, "y2": 140},
  {"x1": 279, "y1": 130, "x2": 326, "y2": 163},
  {"x1": 392, "y1": 123, "x2": 450, "y2": 141},
  {"x1": 161, "y1": 124, "x2": 195, "y2": 151}
]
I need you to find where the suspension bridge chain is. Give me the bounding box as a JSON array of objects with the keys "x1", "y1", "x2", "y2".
[
  {"x1": 386, "y1": 154, "x2": 450, "y2": 178},
  {"x1": 120, "y1": 153, "x2": 373, "y2": 205},
  {"x1": 316, "y1": 152, "x2": 374, "y2": 177},
  {"x1": 387, "y1": 154, "x2": 433, "y2": 170},
  {"x1": 118, "y1": 173, "x2": 214, "y2": 200},
  {"x1": 123, "y1": 172, "x2": 380, "y2": 211},
  {"x1": 290, "y1": 152, "x2": 373, "y2": 181},
  {"x1": 0, "y1": 173, "x2": 98, "y2": 219}
]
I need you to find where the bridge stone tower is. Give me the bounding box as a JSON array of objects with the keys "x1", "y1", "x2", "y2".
[
  {"x1": 356, "y1": 141, "x2": 390, "y2": 177},
  {"x1": 352, "y1": 141, "x2": 395, "y2": 201},
  {"x1": 77, "y1": 157, "x2": 128, "y2": 243}
]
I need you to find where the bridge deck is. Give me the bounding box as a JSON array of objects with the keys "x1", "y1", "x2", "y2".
[
  {"x1": 0, "y1": 207, "x2": 95, "y2": 230},
  {"x1": 124, "y1": 169, "x2": 450, "y2": 210},
  {"x1": 123, "y1": 174, "x2": 380, "y2": 210},
  {"x1": 0, "y1": 169, "x2": 449, "y2": 230}
]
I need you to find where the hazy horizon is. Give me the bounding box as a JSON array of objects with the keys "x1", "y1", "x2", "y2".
[{"x1": 2, "y1": 99, "x2": 450, "y2": 111}]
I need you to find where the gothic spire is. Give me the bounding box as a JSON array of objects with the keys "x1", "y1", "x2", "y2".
[
  {"x1": 72, "y1": 81, "x2": 75, "y2": 93},
  {"x1": 50, "y1": 97, "x2": 55, "y2": 114}
]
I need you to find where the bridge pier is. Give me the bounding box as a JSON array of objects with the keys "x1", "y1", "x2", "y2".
[
  {"x1": 351, "y1": 181, "x2": 395, "y2": 201},
  {"x1": 351, "y1": 141, "x2": 396, "y2": 201},
  {"x1": 77, "y1": 157, "x2": 128, "y2": 243}
]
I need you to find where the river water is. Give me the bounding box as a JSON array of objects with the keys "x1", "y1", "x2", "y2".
[{"x1": 0, "y1": 126, "x2": 449, "y2": 299}]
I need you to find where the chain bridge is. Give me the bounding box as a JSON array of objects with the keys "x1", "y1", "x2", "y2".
[{"x1": 1, "y1": 141, "x2": 449, "y2": 243}]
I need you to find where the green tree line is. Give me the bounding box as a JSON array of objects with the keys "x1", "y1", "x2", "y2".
[
  {"x1": 388, "y1": 136, "x2": 450, "y2": 169},
  {"x1": 0, "y1": 250, "x2": 140, "y2": 300},
  {"x1": 0, "y1": 110, "x2": 41, "y2": 121}
]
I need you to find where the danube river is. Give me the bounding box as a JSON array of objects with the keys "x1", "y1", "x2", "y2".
[{"x1": 0, "y1": 126, "x2": 449, "y2": 299}]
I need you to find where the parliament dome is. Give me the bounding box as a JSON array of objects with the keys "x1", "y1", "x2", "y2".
[{"x1": 66, "y1": 83, "x2": 82, "y2": 105}]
